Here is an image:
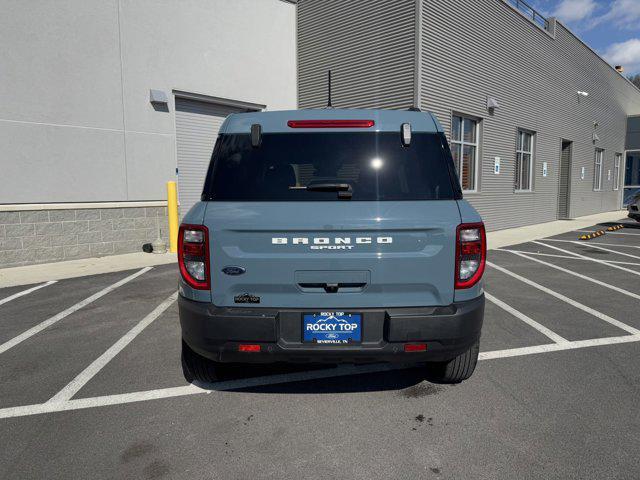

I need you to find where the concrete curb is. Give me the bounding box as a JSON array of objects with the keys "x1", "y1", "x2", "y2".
[
  {"x1": 487, "y1": 210, "x2": 627, "y2": 250},
  {"x1": 0, "y1": 252, "x2": 176, "y2": 288}
]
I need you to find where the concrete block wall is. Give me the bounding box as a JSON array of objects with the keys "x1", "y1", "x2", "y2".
[{"x1": 0, "y1": 206, "x2": 168, "y2": 268}]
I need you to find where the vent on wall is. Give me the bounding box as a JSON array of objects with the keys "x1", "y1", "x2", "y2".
[{"x1": 149, "y1": 89, "x2": 168, "y2": 105}]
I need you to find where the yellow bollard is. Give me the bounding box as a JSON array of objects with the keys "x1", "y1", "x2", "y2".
[{"x1": 167, "y1": 181, "x2": 179, "y2": 253}]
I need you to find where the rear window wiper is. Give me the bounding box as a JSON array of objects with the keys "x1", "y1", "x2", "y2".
[{"x1": 303, "y1": 183, "x2": 353, "y2": 199}]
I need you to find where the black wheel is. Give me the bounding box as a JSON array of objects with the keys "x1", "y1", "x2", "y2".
[
  {"x1": 181, "y1": 340, "x2": 219, "y2": 383},
  {"x1": 425, "y1": 339, "x2": 480, "y2": 384}
]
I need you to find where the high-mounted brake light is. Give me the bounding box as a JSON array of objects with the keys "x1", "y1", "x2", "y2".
[
  {"x1": 178, "y1": 224, "x2": 210, "y2": 290},
  {"x1": 455, "y1": 222, "x2": 486, "y2": 289},
  {"x1": 287, "y1": 120, "x2": 375, "y2": 129}
]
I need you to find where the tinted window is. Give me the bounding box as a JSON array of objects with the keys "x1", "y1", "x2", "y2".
[{"x1": 202, "y1": 132, "x2": 458, "y2": 201}]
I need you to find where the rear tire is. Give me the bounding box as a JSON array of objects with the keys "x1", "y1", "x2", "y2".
[
  {"x1": 181, "y1": 340, "x2": 219, "y2": 383},
  {"x1": 425, "y1": 339, "x2": 480, "y2": 384}
]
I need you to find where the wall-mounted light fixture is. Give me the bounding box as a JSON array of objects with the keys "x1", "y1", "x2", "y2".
[
  {"x1": 487, "y1": 96, "x2": 499, "y2": 112},
  {"x1": 150, "y1": 89, "x2": 169, "y2": 106},
  {"x1": 577, "y1": 91, "x2": 589, "y2": 105}
]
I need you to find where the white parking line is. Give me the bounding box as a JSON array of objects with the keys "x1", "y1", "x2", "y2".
[
  {"x1": 545, "y1": 239, "x2": 640, "y2": 250},
  {"x1": 479, "y1": 334, "x2": 640, "y2": 360},
  {"x1": 0, "y1": 281, "x2": 56, "y2": 306},
  {"x1": 533, "y1": 241, "x2": 640, "y2": 277},
  {"x1": 574, "y1": 242, "x2": 640, "y2": 260},
  {"x1": 498, "y1": 250, "x2": 640, "y2": 267},
  {"x1": 486, "y1": 261, "x2": 640, "y2": 335},
  {"x1": 0, "y1": 268, "x2": 152, "y2": 355},
  {"x1": 48, "y1": 291, "x2": 178, "y2": 403},
  {"x1": 1, "y1": 334, "x2": 639, "y2": 420},
  {"x1": 503, "y1": 250, "x2": 640, "y2": 302},
  {"x1": 0, "y1": 364, "x2": 400, "y2": 419},
  {"x1": 498, "y1": 251, "x2": 578, "y2": 260},
  {"x1": 485, "y1": 292, "x2": 568, "y2": 343}
]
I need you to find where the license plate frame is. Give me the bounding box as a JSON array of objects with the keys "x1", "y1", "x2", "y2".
[{"x1": 302, "y1": 312, "x2": 362, "y2": 345}]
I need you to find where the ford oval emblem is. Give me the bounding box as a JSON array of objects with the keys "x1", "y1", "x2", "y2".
[{"x1": 222, "y1": 266, "x2": 246, "y2": 276}]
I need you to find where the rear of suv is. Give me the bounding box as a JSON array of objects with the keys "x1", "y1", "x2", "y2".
[{"x1": 178, "y1": 109, "x2": 485, "y2": 384}]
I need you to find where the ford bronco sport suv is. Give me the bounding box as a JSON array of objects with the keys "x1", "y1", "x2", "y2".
[{"x1": 178, "y1": 109, "x2": 485, "y2": 384}]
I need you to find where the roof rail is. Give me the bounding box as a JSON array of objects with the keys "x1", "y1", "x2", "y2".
[{"x1": 506, "y1": 0, "x2": 550, "y2": 31}]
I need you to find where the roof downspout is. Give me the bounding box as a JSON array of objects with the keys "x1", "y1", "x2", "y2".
[{"x1": 413, "y1": 0, "x2": 422, "y2": 109}]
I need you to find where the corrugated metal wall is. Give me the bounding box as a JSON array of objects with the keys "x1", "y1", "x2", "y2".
[
  {"x1": 420, "y1": 0, "x2": 640, "y2": 229},
  {"x1": 297, "y1": 0, "x2": 416, "y2": 110},
  {"x1": 297, "y1": 0, "x2": 640, "y2": 231}
]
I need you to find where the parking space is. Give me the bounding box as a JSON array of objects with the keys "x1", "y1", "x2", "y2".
[
  {"x1": 476, "y1": 300, "x2": 553, "y2": 351},
  {"x1": 0, "y1": 267, "x2": 177, "y2": 409},
  {"x1": 1, "y1": 219, "x2": 639, "y2": 479},
  {"x1": 0, "y1": 272, "x2": 130, "y2": 345},
  {"x1": 484, "y1": 258, "x2": 629, "y2": 341}
]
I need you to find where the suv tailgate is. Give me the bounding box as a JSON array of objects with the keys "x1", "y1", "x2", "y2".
[{"x1": 204, "y1": 201, "x2": 461, "y2": 308}]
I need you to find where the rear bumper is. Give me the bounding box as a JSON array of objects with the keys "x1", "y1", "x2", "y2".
[{"x1": 179, "y1": 294, "x2": 484, "y2": 364}]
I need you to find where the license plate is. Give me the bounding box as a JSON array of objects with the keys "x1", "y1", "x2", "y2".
[{"x1": 303, "y1": 312, "x2": 362, "y2": 344}]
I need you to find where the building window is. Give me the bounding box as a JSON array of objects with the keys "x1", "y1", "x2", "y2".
[
  {"x1": 614, "y1": 153, "x2": 621, "y2": 191},
  {"x1": 515, "y1": 129, "x2": 534, "y2": 191},
  {"x1": 594, "y1": 149, "x2": 604, "y2": 191},
  {"x1": 451, "y1": 115, "x2": 479, "y2": 191}
]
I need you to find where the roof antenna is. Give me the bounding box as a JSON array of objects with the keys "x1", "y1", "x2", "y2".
[{"x1": 327, "y1": 70, "x2": 333, "y2": 108}]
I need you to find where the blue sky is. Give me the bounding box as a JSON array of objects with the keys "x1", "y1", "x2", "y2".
[{"x1": 531, "y1": 0, "x2": 640, "y2": 74}]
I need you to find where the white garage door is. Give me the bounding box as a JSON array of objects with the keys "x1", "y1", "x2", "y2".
[{"x1": 175, "y1": 97, "x2": 247, "y2": 216}]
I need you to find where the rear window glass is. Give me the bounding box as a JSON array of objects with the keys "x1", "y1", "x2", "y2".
[{"x1": 202, "y1": 132, "x2": 457, "y2": 201}]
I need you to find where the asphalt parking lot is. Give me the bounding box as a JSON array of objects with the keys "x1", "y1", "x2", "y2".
[{"x1": 1, "y1": 219, "x2": 639, "y2": 479}]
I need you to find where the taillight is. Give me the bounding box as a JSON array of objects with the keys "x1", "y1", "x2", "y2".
[
  {"x1": 455, "y1": 222, "x2": 486, "y2": 289},
  {"x1": 178, "y1": 224, "x2": 210, "y2": 290},
  {"x1": 287, "y1": 120, "x2": 375, "y2": 129}
]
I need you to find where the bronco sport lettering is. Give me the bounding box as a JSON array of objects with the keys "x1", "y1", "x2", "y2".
[{"x1": 272, "y1": 236, "x2": 393, "y2": 250}]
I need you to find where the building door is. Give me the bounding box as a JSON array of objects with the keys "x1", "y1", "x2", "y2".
[
  {"x1": 623, "y1": 151, "x2": 640, "y2": 207},
  {"x1": 175, "y1": 97, "x2": 248, "y2": 216},
  {"x1": 558, "y1": 140, "x2": 572, "y2": 219}
]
